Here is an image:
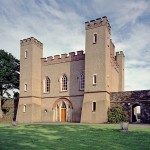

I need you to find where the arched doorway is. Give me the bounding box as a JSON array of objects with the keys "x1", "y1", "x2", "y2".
[
  {"x1": 132, "y1": 103, "x2": 141, "y2": 123},
  {"x1": 52, "y1": 98, "x2": 73, "y2": 122},
  {"x1": 61, "y1": 101, "x2": 66, "y2": 122}
]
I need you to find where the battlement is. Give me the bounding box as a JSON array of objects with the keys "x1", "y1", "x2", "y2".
[
  {"x1": 20, "y1": 37, "x2": 43, "y2": 48},
  {"x1": 41, "y1": 50, "x2": 85, "y2": 65},
  {"x1": 85, "y1": 16, "x2": 111, "y2": 33},
  {"x1": 116, "y1": 51, "x2": 125, "y2": 58}
]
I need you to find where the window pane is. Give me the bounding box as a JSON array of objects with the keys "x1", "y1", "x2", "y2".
[
  {"x1": 62, "y1": 75, "x2": 67, "y2": 91},
  {"x1": 80, "y1": 74, "x2": 85, "y2": 90},
  {"x1": 44, "y1": 77, "x2": 50, "y2": 93}
]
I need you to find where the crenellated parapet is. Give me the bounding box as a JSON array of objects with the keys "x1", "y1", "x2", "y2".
[
  {"x1": 85, "y1": 16, "x2": 111, "y2": 34},
  {"x1": 115, "y1": 51, "x2": 125, "y2": 60},
  {"x1": 110, "y1": 51, "x2": 124, "y2": 72},
  {"x1": 41, "y1": 50, "x2": 85, "y2": 65},
  {"x1": 20, "y1": 37, "x2": 43, "y2": 48}
]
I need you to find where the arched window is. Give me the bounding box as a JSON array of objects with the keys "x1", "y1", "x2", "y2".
[
  {"x1": 44, "y1": 77, "x2": 50, "y2": 93},
  {"x1": 61, "y1": 75, "x2": 67, "y2": 91},
  {"x1": 61, "y1": 101, "x2": 66, "y2": 108},
  {"x1": 80, "y1": 74, "x2": 85, "y2": 90}
]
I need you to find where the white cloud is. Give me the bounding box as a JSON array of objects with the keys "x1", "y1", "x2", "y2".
[
  {"x1": 115, "y1": 23, "x2": 150, "y2": 63},
  {"x1": 92, "y1": 0, "x2": 149, "y2": 23},
  {"x1": 113, "y1": 19, "x2": 150, "y2": 90},
  {"x1": 125, "y1": 67, "x2": 150, "y2": 90},
  {"x1": 0, "y1": 0, "x2": 85, "y2": 58},
  {"x1": 0, "y1": 0, "x2": 150, "y2": 90}
]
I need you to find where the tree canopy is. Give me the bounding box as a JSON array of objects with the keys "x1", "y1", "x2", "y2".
[{"x1": 0, "y1": 49, "x2": 20, "y2": 97}]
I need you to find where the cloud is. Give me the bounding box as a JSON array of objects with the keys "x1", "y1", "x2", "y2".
[
  {"x1": 125, "y1": 67, "x2": 150, "y2": 90},
  {"x1": 92, "y1": 0, "x2": 149, "y2": 27},
  {"x1": 0, "y1": 0, "x2": 85, "y2": 58},
  {"x1": 113, "y1": 18, "x2": 150, "y2": 90},
  {"x1": 115, "y1": 23, "x2": 150, "y2": 62},
  {"x1": 0, "y1": 0, "x2": 149, "y2": 90}
]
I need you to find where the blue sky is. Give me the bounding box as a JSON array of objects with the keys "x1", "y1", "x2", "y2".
[{"x1": 0, "y1": 0, "x2": 150, "y2": 91}]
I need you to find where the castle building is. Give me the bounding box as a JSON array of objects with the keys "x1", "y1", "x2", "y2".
[{"x1": 17, "y1": 16, "x2": 124, "y2": 123}]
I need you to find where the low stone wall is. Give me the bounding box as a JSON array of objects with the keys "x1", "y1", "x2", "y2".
[
  {"x1": 1, "y1": 99, "x2": 14, "y2": 119},
  {"x1": 110, "y1": 90, "x2": 150, "y2": 123}
]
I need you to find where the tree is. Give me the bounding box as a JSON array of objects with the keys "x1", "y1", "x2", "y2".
[{"x1": 0, "y1": 49, "x2": 20, "y2": 97}]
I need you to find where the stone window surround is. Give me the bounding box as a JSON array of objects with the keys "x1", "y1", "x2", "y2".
[
  {"x1": 25, "y1": 49, "x2": 28, "y2": 59},
  {"x1": 93, "y1": 33, "x2": 97, "y2": 44},
  {"x1": 93, "y1": 74, "x2": 97, "y2": 85},
  {"x1": 80, "y1": 73, "x2": 85, "y2": 90},
  {"x1": 24, "y1": 83, "x2": 27, "y2": 92},
  {"x1": 23, "y1": 104, "x2": 26, "y2": 113},
  {"x1": 60, "y1": 74, "x2": 68, "y2": 92},
  {"x1": 92, "y1": 101, "x2": 96, "y2": 112},
  {"x1": 43, "y1": 76, "x2": 50, "y2": 93}
]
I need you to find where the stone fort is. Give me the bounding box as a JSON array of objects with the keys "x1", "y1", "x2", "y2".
[{"x1": 16, "y1": 16, "x2": 131, "y2": 123}]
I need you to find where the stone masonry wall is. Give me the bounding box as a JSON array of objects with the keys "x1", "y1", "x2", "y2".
[
  {"x1": 1, "y1": 99, "x2": 14, "y2": 119},
  {"x1": 110, "y1": 90, "x2": 150, "y2": 123}
]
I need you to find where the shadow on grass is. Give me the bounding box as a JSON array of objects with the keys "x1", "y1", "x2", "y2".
[{"x1": 0, "y1": 124, "x2": 149, "y2": 150}]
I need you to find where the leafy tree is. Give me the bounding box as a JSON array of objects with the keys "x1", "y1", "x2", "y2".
[{"x1": 0, "y1": 49, "x2": 20, "y2": 97}]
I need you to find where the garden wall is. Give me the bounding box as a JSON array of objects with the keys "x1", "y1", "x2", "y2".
[
  {"x1": 110, "y1": 90, "x2": 150, "y2": 123},
  {"x1": 1, "y1": 99, "x2": 14, "y2": 119}
]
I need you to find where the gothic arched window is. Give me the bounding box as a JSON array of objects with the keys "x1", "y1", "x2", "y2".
[
  {"x1": 80, "y1": 73, "x2": 85, "y2": 90},
  {"x1": 44, "y1": 77, "x2": 50, "y2": 93},
  {"x1": 61, "y1": 75, "x2": 67, "y2": 91},
  {"x1": 61, "y1": 101, "x2": 66, "y2": 108}
]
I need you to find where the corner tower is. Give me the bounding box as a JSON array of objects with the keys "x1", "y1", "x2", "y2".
[
  {"x1": 81, "y1": 17, "x2": 111, "y2": 123},
  {"x1": 17, "y1": 37, "x2": 43, "y2": 123}
]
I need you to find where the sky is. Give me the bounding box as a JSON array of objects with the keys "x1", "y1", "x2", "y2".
[{"x1": 0, "y1": 0, "x2": 150, "y2": 91}]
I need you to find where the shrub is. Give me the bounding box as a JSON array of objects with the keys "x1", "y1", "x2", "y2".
[{"x1": 108, "y1": 105, "x2": 129, "y2": 123}]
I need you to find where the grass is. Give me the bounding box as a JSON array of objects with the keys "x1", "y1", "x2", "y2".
[{"x1": 0, "y1": 123, "x2": 149, "y2": 150}]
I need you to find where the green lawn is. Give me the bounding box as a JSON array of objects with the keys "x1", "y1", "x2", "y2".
[{"x1": 0, "y1": 123, "x2": 149, "y2": 150}]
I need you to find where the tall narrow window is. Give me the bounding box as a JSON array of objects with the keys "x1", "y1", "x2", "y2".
[
  {"x1": 25, "y1": 50, "x2": 27, "y2": 59},
  {"x1": 44, "y1": 77, "x2": 50, "y2": 93},
  {"x1": 80, "y1": 74, "x2": 85, "y2": 90},
  {"x1": 93, "y1": 33, "x2": 97, "y2": 44},
  {"x1": 24, "y1": 84, "x2": 27, "y2": 91},
  {"x1": 23, "y1": 105, "x2": 26, "y2": 113},
  {"x1": 92, "y1": 101, "x2": 96, "y2": 112},
  {"x1": 61, "y1": 75, "x2": 67, "y2": 91},
  {"x1": 93, "y1": 74, "x2": 97, "y2": 85}
]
